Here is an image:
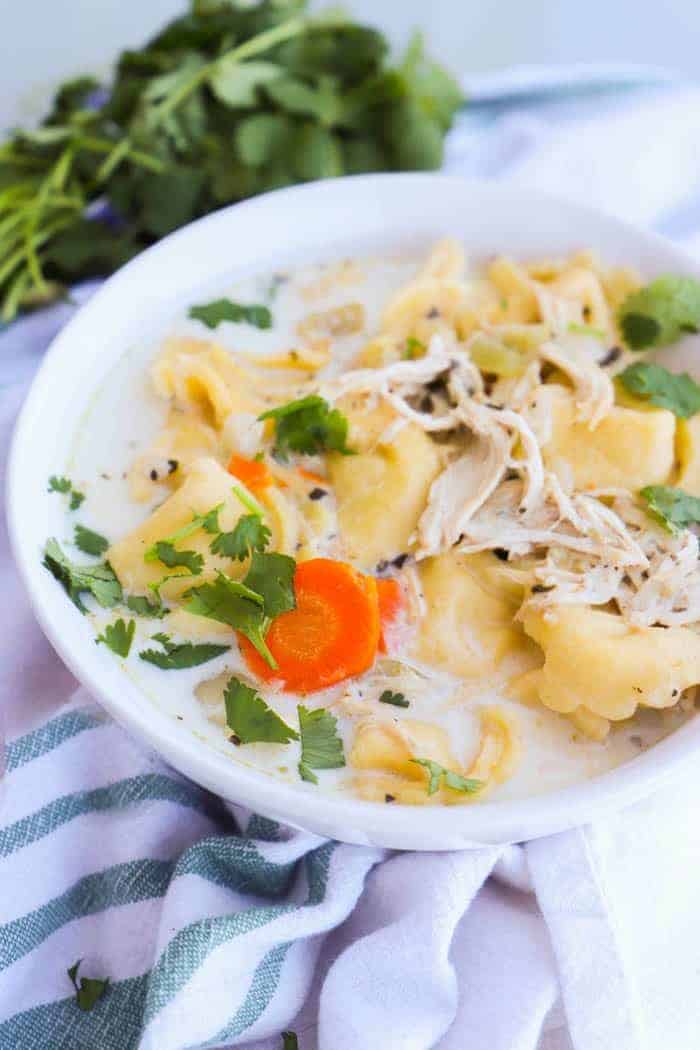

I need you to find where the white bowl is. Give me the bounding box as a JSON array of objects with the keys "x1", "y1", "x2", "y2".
[{"x1": 8, "y1": 174, "x2": 700, "y2": 850}]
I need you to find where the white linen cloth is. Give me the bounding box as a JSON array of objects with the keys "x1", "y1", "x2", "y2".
[{"x1": 3, "y1": 68, "x2": 700, "y2": 1050}]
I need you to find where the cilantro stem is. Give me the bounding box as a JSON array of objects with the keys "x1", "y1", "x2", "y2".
[
  {"x1": 231, "y1": 484, "x2": 265, "y2": 517},
  {"x1": 147, "y1": 16, "x2": 307, "y2": 127}
]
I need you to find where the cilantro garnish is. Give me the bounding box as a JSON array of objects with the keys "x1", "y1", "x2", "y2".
[
  {"x1": 243, "y1": 551, "x2": 296, "y2": 619},
  {"x1": 43, "y1": 539, "x2": 122, "y2": 612},
  {"x1": 224, "y1": 676, "x2": 298, "y2": 744},
  {"x1": 410, "y1": 758, "x2": 483, "y2": 796},
  {"x1": 67, "y1": 959, "x2": 109, "y2": 1013},
  {"x1": 189, "y1": 298, "x2": 272, "y2": 330},
  {"x1": 150, "y1": 541, "x2": 204, "y2": 576},
  {"x1": 618, "y1": 275, "x2": 700, "y2": 350},
  {"x1": 139, "y1": 632, "x2": 229, "y2": 670},
  {"x1": 185, "y1": 553, "x2": 295, "y2": 667},
  {"x1": 297, "y1": 705, "x2": 345, "y2": 784},
  {"x1": 210, "y1": 514, "x2": 271, "y2": 561},
  {"x1": 48, "y1": 475, "x2": 85, "y2": 511},
  {"x1": 403, "y1": 336, "x2": 426, "y2": 360},
  {"x1": 0, "y1": 14, "x2": 461, "y2": 325},
  {"x1": 378, "y1": 690, "x2": 409, "y2": 708},
  {"x1": 618, "y1": 362, "x2": 700, "y2": 418},
  {"x1": 74, "y1": 524, "x2": 109, "y2": 557},
  {"x1": 640, "y1": 485, "x2": 700, "y2": 534},
  {"x1": 259, "y1": 395, "x2": 353, "y2": 460},
  {"x1": 143, "y1": 505, "x2": 223, "y2": 562},
  {"x1": 282, "y1": 1033, "x2": 299, "y2": 1050},
  {"x1": 184, "y1": 572, "x2": 273, "y2": 667},
  {"x1": 126, "y1": 594, "x2": 168, "y2": 619},
  {"x1": 96, "y1": 618, "x2": 135, "y2": 658},
  {"x1": 567, "y1": 321, "x2": 606, "y2": 340}
]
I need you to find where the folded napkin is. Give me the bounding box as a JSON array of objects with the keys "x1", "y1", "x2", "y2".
[{"x1": 3, "y1": 68, "x2": 700, "y2": 1050}]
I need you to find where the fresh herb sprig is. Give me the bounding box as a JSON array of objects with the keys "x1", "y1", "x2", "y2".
[{"x1": 0, "y1": 2, "x2": 462, "y2": 322}]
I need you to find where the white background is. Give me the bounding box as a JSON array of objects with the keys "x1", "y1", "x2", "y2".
[{"x1": 2, "y1": 0, "x2": 700, "y2": 130}]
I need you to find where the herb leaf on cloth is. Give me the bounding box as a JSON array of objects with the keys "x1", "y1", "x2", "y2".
[{"x1": 67, "y1": 959, "x2": 109, "y2": 1012}]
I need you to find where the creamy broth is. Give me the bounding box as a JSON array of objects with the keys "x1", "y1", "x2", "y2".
[{"x1": 52, "y1": 243, "x2": 699, "y2": 805}]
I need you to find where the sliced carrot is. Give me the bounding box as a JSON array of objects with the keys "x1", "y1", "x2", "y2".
[
  {"x1": 298, "y1": 466, "x2": 327, "y2": 485},
  {"x1": 239, "y1": 558, "x2": 380, "y2": 693},
  {"x1": 376, "y1": 577, "x2": 405, "y2": 653},
  {"x1": 227, "y1": 454, "x2": 273, "y2": 493}
]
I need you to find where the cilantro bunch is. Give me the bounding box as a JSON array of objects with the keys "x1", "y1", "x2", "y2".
[{"x1": 0, "y1": 0, "x2": 462, "y2": 322}]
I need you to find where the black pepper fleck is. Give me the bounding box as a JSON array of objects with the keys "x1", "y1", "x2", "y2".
[
  {"x1": 376, "y1": 559, "x2": 390, "y2": 574},
  {"x1": 599, "y1": 346, "x2": 622, "y2": 367},
  {"x1": 309, "y1": 488, "x2": 327, "y2": 501},
  {"x1": 384, "y1": 794, "x2": 396, "y2": 803},
  {"x1": 493, "y1": 548, "x2": 509, "y2": 561},
  {"x1": 393, "y1": 553, "x2": 410, "y2": 569},
  {"x1": 149, "y1": 469, "x2": 158, "y2": 481},
  {"x1": 229, "y1": 734, "x2": 241, "y2": 746},
  {"x1": 426, "y1": 307, "x2": 440, "y2": 319},
  {"x1": 167, "y1": 459, "x2": 179, "y2": 474}
]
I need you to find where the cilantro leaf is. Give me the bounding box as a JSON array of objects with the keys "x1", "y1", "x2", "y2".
[
  {"x1": 243, "y1": 551, "x2": 296, "y2": 619},
  {"x1": 151, "y1": 541, "x2": 204, "y2": 576},
  {"x1": 210, "y1": 514, "x2": 271, "y2": 561},
  {"x1": 378, "y1": 690, "x2": 409, "y2": 708},
  {"x1": 282, "y1": 1033, "x2": 299, "y2": 1050},
  {"x1": 143, "y1": 505, "x2": 223, "y2": 562},
  {"x1": 139, "y1": 633, "x2": 229, "y2": 670},
  {"x1": 297, "y1": 705, "x2": 345, "y2": 784},
  {"x1": 224, "y1": 676, "x2": 298, "y2": 744},
  {"x1": 184, "y1": 571, "x2": 276, "y2": 667},
  {"x1": 48, "y1": 475, "x2": 85, "y2": 510},
  {"x1": 410, "y1": 758, "x2": 483, "y2": 796},
  {"x1": 640, "y1": 485, "x2": 700, "y2": 534},
  {"x1": 126, "y1": 594, "x2": 168, "y2": 619},
  {"x1": 618, "y1": 275, "x2": 700, "y2": 350},
  {"x1": 96, "y1": 618, "x2": 135, "y2": 658},
  {"x1": 74, "y1": 524, "x2": 109, "y2": 557},
  {"x1": 189, "y1": 298, "x2": 272, "y2": 330},
  {"x1": 67, "y1": 959, "x2": 109, "y2": 1013},
  {"x1": 259, "y1": 395, "x2": 353, "y2": 459},
  {"x1": 403, "y1": 336, "x2": 425, "y2": 360},
  {"x1": 43, "y1": 539, "x2": 122, "y2": 612},
  {"x1": 618, "y1": 362, "x2": 700, "y2": 418}
]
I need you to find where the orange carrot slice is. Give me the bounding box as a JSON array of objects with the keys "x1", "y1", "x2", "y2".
[
  {"x1": 298, "y1": 467, "x2": 327, "y2": 486},
  {"x1": 228, "y1": 454, "x2": 273, "y2": 493},
  {"x1": 376, "y1": 577, "x2": 405, "y2": 653},
  {"x1": 239, "y1": 558, "x2": 380, "y2": 693}
]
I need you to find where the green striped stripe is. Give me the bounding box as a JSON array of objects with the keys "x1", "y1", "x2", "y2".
[
  {"x1": 0, "y1": 774, "x2": 217, "y2": 859},
  {"x1": 200, "y1": 942, "x2": 291, "y2": 1047},
  {"x1": 6, "y1": 710, "x2": 104, "y2": 773},
  {"x1": 142, "y1": 842, "x2": 337, "y2": 1026},
  {"x1": 0, "y1": 859, "x2": 173, "y2": 971},
  {"x1": 246, "y1": 813, "x2": 282, "y2": 841},
  {"x1": 0, "y1": 842, "x2": 337, "y2": 1048},
  {"x1": 176, "y1": 836, "x2": 297, "y2": 899},
  {"x1": 1, "y1": 837, "x2": 299, "y2": 972}
]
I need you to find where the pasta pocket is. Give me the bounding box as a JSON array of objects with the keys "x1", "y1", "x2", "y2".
[{"x1": 522, "y1": 605, "x2": 700, "y2": 722}]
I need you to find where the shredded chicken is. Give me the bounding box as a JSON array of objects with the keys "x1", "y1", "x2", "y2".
[{"x1": 539, "y1": 334, "x2": 614, "y2": 428}]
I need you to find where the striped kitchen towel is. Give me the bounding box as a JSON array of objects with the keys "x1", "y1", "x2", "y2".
[{"x1": 5, "y1": 66, "x2": 700, "y2": 1050}]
